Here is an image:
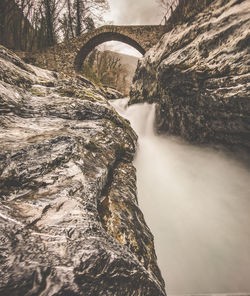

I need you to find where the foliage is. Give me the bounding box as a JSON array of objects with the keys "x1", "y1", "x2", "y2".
[
  {"x1": 157, "y1": 0, "x2": 180, "y2": 24},
  {"x1": 1, "y1": 0, "x2": 109, "y2": 50},
  {"x1": 82, "y1": 49, "x2": 129, "y2": 94},
  {"x1": 59, "y1": 0, "x2": 109, "y2": 40}
]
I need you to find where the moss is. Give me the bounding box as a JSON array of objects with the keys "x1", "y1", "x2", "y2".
[
  {"x1": 30, "y1": 89, "x2": 45, "y2": 97},
  {"x1": 78, "y1": 89, "x2": 104, "y2": 102},
  {"x1": 55, "y1": 85, "x2": 105, "y2": 102},
  {"x1": 102, "y1": 118, "x2": 117, "y2": 128},
  {"x1": 115, "y1": 143, "x2": 127, "y2": 159},
  {"x1": 84, "y1": 140, "x2": 100, "y2": 152},
  {"x1": 128, "y1": 95, "x2": 143, "y2": 106},
  {"x1": 103, "y1": 116, "x2": 131, "y2": 133},
  {"x1": 81, "y1": 63, "x2": 103, "y2": 87},
  {"x1": 56, "y1": 87, "x2": 76, "y2": 97},
  {"x1": 42, "y1": 81, "x2": 55, "y2": 87}
]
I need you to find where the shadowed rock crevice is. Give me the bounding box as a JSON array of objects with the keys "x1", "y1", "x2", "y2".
[{"x1": 97, "y1": 160, "x2": 165, "y2": 289}]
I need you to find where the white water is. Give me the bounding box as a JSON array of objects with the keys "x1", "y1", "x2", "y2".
[{"x1": 110, "y1": 98, "x2": 250, "y2": 295}]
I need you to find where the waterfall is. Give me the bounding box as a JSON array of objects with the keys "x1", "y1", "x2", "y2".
[{"x1": 110, "y1": 98, "x2": 250, "y2": 294}]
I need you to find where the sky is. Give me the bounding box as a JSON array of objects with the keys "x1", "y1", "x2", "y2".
[
  {"x1": 105, "y1": 0, "x2": 162, "y2": 25},
  {"x1": 101, "y1": 0, "x2": 163, "y2": 57}
]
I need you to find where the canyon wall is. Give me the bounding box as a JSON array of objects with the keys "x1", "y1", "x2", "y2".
[
  {"x1": 130, "y1": 0, "x2": 250, "y2": 161},
  {"x1": 0, "y1": 45, "x2": 166, "y2": 296}
]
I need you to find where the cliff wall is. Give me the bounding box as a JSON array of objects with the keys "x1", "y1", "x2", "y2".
[
  {"x1": 130, "y1": 0, "x2": 250, "y2": 161},
  {"x1": 0, "y1": 45, "x2": 166, "y2": 296}
]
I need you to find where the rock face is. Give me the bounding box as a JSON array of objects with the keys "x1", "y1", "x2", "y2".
[
  {"x1": 0, "y1": 45, "x2": 166, "y2": 296},
  {"x1": 103, "y1": 86, "x2": 124, "y2": 100},
  {"x1": 130, "y1": 0, "x2": 250, "y2": 161}
]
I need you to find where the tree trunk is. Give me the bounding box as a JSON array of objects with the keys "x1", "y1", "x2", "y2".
[{"x1": 44, "y1": 0, "x2": 55, "y2": 46}]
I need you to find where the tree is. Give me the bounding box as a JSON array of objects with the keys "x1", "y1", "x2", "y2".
[
  {"x1": 74, "y1": 0, "x2": 83, "y2": 35},
  {"x1": 43, "y1": 0, "x2": 55, "y2": 46},
  {"x1": 82, "y1": 49, "x2": 131, "y2": 95},
  {"x1": 0, "y1": 0, "x2": 37, "y2": 50},
  {"x1": 157, "y1": 0, "x2": 171, "y2": 10},
  {"x1": 85, "y1": 16, "x2": 95, "y2": 32},
  {"x1": 157, "y1": 0, "x2": 179, "y2": 24},
  {"x1": 73, "y1": 0, "x2": 108, "y2": 36},
  {"x1": 57, "y1": 0, "x2": 108, "y2": 41},
  {"x1": 67, "y1": 0, "x2": 74, "y2": 38},
  {"x1": 2, "y1": 0, "x2": 109, "y2": 50}
]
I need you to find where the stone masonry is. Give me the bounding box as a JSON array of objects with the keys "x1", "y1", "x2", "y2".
[{"x1": 21, "y1": 25, "x2": 167, "y2": 76}]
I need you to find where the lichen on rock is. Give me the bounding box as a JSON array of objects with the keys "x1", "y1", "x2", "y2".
[{"x1": 0, "y1": 45, "x2": 166, "y2": 295}]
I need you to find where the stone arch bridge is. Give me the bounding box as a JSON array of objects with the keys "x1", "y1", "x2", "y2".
[{"x1": 28, "y1": 25, "x2": 166, "y2": 75}]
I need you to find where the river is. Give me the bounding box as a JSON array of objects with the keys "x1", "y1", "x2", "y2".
[{"x1": 110, "y1": 98, "x2": 250, "y2": 295}]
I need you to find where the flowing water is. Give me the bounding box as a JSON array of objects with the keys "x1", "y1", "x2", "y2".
[{"x1": 111, "y1": 98, "x2": 250, "y2": 295}]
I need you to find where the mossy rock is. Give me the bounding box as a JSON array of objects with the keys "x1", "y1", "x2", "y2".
[
  {"x1": 30, "y1": 89, "x2": 45, "y2": 97},
  {"x1": 77, "y1": 89, "x2": 105, "y2": 103},
  {"x1": 84, "y1": 140, "x2": 100, "y2": 152},
  {"x1": 56, "y1": 88, "x2": 76, "y2": 97}
]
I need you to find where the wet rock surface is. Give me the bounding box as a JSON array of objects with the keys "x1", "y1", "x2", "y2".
[
  {"x1": 130, "y1": 0, "x2": 250, "y2": 161},
  {"x1": 0, "y1": 45, "x2": 166, "y2": 296},
  {"x1": 103, "y1": 87, "x2": 124, "y2": 100}
]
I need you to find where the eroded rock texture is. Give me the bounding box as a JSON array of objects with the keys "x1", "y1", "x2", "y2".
[
  {"x1": 0, "y1": 46, "x2": 166, "y2": 296},
  {"x1": 103, "y1": 87, "x2": 124, "y2": 100},
  {"x1": 130, "y1": 0, "x2": 250, "y2": 160}
]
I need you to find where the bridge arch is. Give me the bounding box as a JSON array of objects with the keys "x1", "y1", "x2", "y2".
[
  {"x1": 74, "y1": 31, "x2": 146, "y2": 72},
  {"x1": 30, "y1": 25, "x2": 166, "y2": 75}
]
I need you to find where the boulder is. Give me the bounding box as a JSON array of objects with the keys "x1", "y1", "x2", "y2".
[{"x1": 103, "y1": 87, "x2": 124, "y2": 100}]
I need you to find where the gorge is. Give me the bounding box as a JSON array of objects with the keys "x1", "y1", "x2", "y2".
[
  {"x1": 111, "y1": 98, "x2": 250, "y2": 294},
  {"x1": 0, "y1": 0, "x2": 250, "y2": 295}
]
